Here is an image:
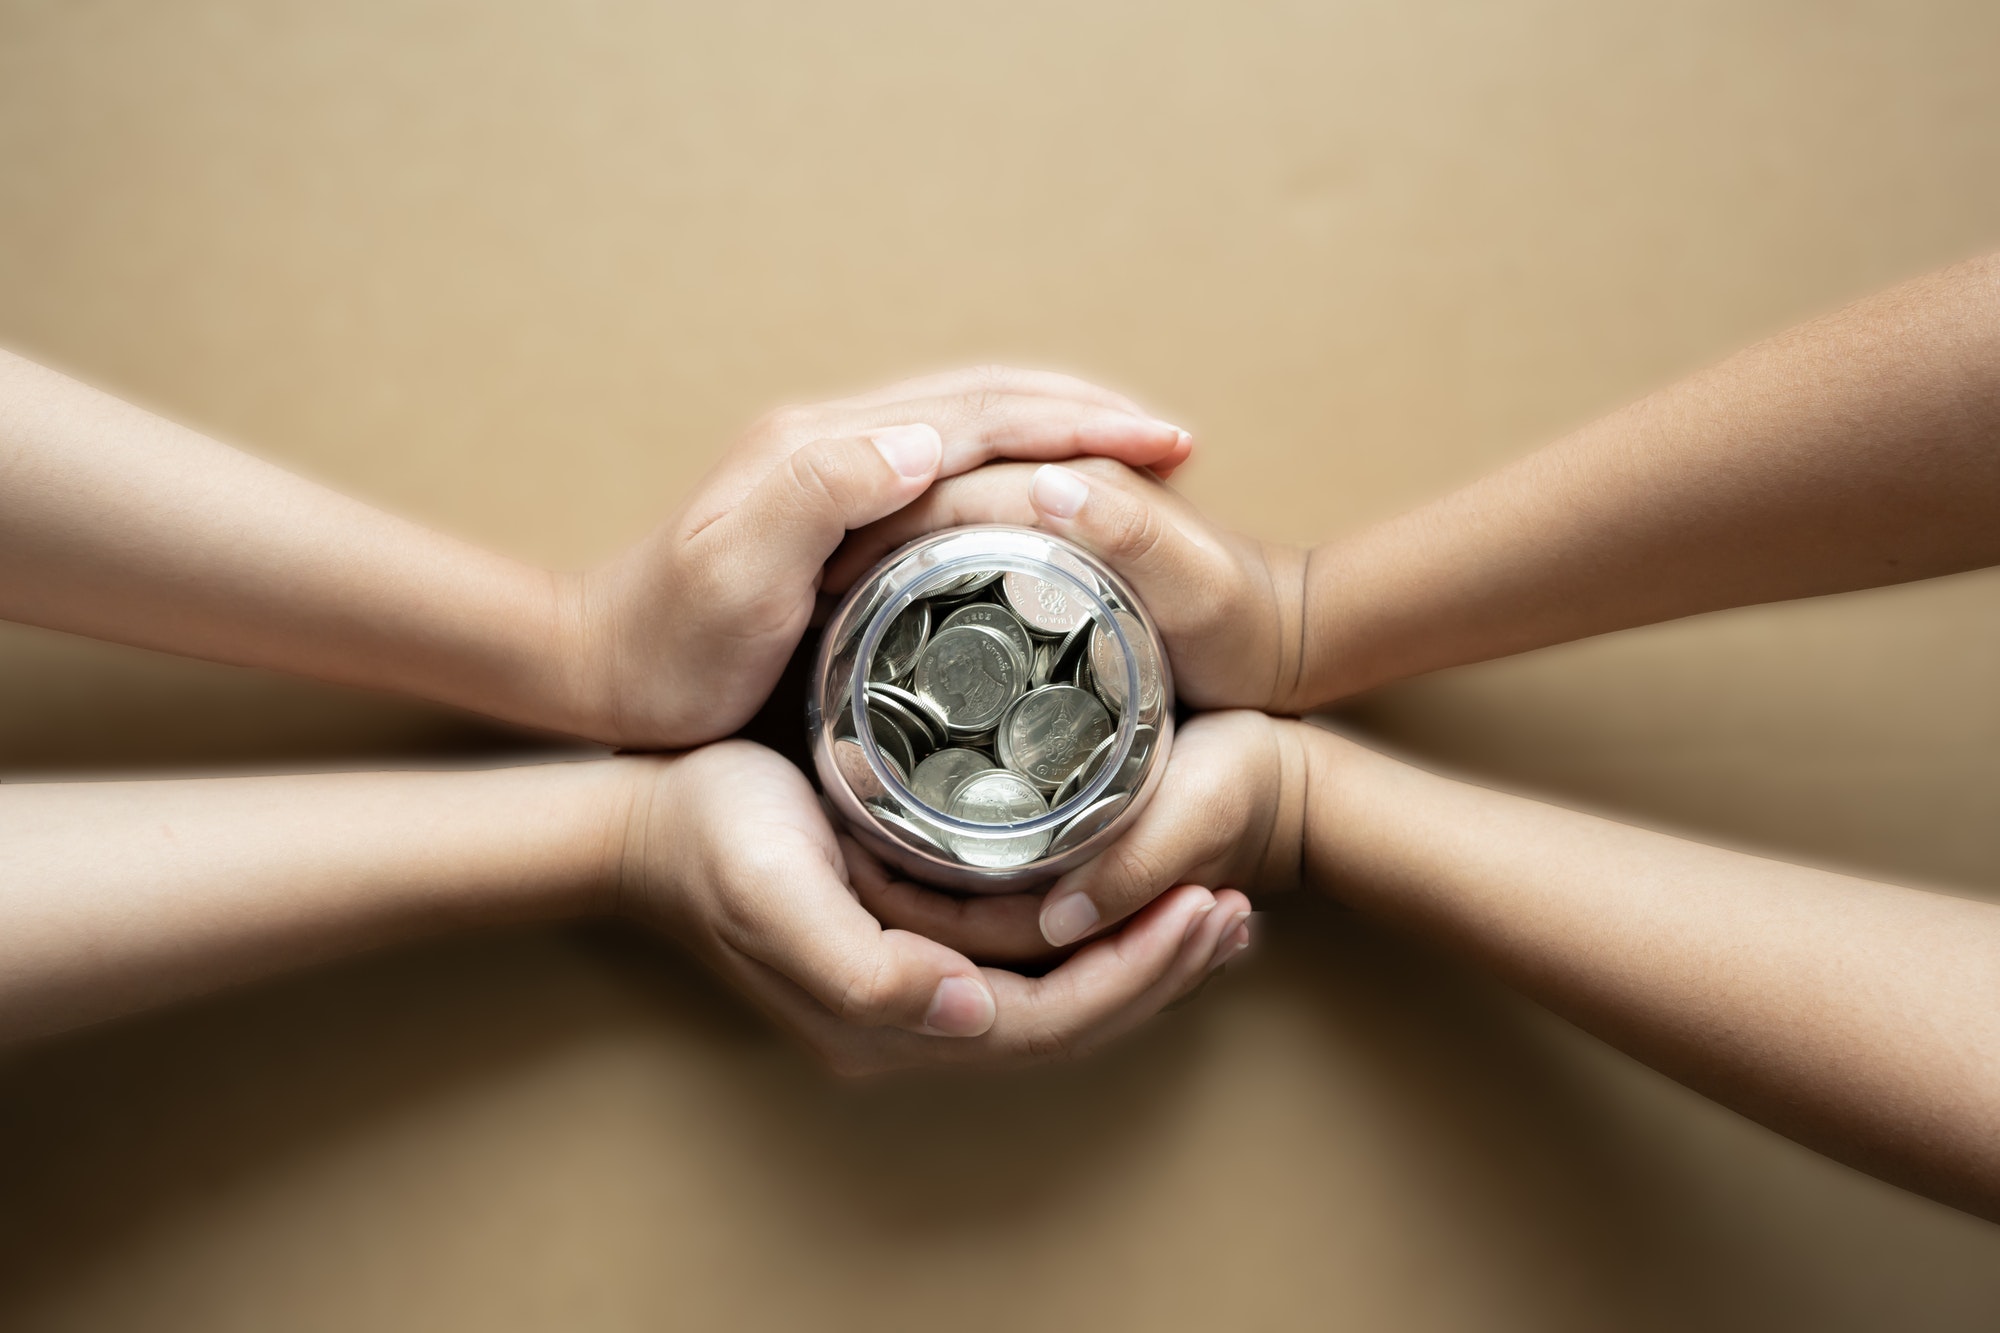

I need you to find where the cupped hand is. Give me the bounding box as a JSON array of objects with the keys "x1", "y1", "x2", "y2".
[
  {"x1": 616, "y1": 741, "x2": 1249, "y2": 1075},
  {"x1": 850, "y1": 711, "x2": 1309, "y2": 963},
  {"x1": 562, "y1": 369, "x2": 1193, "y2": 749},
  {"x1": 827, "y1": 457, "x2": 1308, "y2": 714}
]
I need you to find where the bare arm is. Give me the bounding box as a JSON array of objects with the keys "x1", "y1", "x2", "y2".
[
  {"x1": 0, "y1": 750, "x2": 1243, "y2": 1069},
  {"x1": 1301, "y1": 725, "x2": 2000, "y2": 1220},
  {"x1": 0, "y1": 355, "x2": 1190, "y2": 746},
  {"x1": 0, "y1": 760, "x2": 631, "y2": 1045},
  {"x1": 981, "y1": 713, "x2": 2000, "y2": 1219},
  {"x1": 843, "y1": 252, "x2": 2000, "y2": 713},
  {"x1": 1303, "y1": 252, "x2": 2000, "y2": 702}
]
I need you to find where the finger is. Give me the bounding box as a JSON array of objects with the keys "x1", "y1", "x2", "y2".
[
  {"x1": 1025, "y1": 462, "x2": 1221, "y2": 603},
  {"x1": 1114, "y1": 886, "x2": 1254, "y2": 1023},
  {"x1": 722, "y1": 839, "x2": 998, "y2": 1038},
  {"x1": 975, "y1": 884, "x2": 1227, "y2": 1063},
  {"x1": 842, "y1": 837, "x2": 1058, "y2": 966},
  {"x1": 1036, "y1": 723, "x2": 1257, "y2": 947},
  {"x1": 825, "y1": 364, "x2": 1156, "y2": 420},
  {"x1": 814, "y1": 394, "x2": 1190, "y2": 478},
  {"x1": 823, "y1": 461, "x2": 1044, "y2": 592},
  {"x1": 719, "y1": 425, "x2": 943, "y2": 593},
  {"x1": 731, "y1": 885, "x2": 1237, "y2": 1075}
]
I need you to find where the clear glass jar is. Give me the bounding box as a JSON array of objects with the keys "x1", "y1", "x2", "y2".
[{"x1": 809, "y1": 525, "x2": 1173, "y2": 894}]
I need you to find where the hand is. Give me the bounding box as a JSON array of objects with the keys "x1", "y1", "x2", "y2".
[
  {"x1": 563, "y1": 369, "x2": 1194, "y2": 749},
  {"x1": 616, "y1": 741, "x2": 1250, "y2": 1075},
  {"x1": 851, "y1": 711, "x2": 1308, "y2": 962},
  {"x1": 828, "y1": 457, "x2": 1307, "y2": 713}
]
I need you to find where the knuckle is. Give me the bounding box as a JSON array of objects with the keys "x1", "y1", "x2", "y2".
[
  {"x1": 1018, "y1": 1019, "x2": 1078, "y2": 1065},
  {"x1": 832, "y1": 952, "x2": 898, "y2": 1027},
  {"x1": 1099, "y1": 496, "x2": 1167, "y2": 565},
  {"x1": 783, "y1": 444, "x2": 850, "y2": 508}
]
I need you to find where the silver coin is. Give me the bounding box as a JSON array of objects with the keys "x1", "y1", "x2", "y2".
[
  {"x1": 940, "y1": 601, "x2": 1036, "y2": 673},
  {"x1": 1000, "y1": 550, "x2": 1095, "y2": 636},
  {"x1": 912, "y1": 622, "x2": 1027, "y2": 734},
  {"x1": 1050, "y1": 620, "x2": 1093, "y2": 684},
  {"x1": 1088, "y1": 610, "x2": 1164, "y2": 716},
  {"x1": 946, "y1": 770, "x2": 1052, "y2": 867},
  {"x1": 1031, "y1": 639, "x2": 1057, "y2": 687},
  {"x1": 910, "y1": 747, "x2": 995, "y2": 812},
  {"x1": 1050, "y1": 730, "x2": 1120, "y2": 810},
  {"x1": 870, "y1": 803, "x2": 948, "y2": 853},
  {"x1": 867, "y1": 682, "x2": 945, "y2": 753},
  {"x1": 834, "y1": 736, "x2": 904, "y2": 806},
  {"x1": 1002, "y1": 685, "x2": 1114, "y2": 790},
  {"x1": 1111, "y1": 722, "x2": 1158, "y2": 792},
  {"x1": 866, "y1": 703, "x2": 917, "y2": 776},
  {"x1": 868, "y1": 600, "x2": 931, "y2": 683},
  {"x1": 947, "y1": 768, "x2": 1048, "y2": 825},
  {"x1": 991, "y1": 690, "x2": 1026, "y2": 772},
  {"x1": 1048, "y1": 793, "x2": 1131, "y2": 858},
  {"x1": 928, "y1": 566, "x2": 1003, "y2": 599}
]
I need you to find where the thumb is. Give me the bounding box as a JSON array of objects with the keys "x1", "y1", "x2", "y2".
[
  {"x1": 1027, "y1": 464, "x2": 1208, "y2": 604},
  {"x1": 736, "y1": 849, "x2": 997, "y2": 1037},
  {"x1": 729, "y1": 424, "x2": 942, "y2": 589}
]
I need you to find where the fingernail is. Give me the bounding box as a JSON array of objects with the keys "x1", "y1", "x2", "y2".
[
  {"x1": 1031, "y1": 464, "x2": 1089, "y2": 520},
  {"x1": 1211, "y1": 912, "x2": 1250, "y2": 970},
  {"x1": 923, "y1": 974, "x2": 996, "y2": 1037},
  {"x1": 872, "y1": 423, "x2": 942, "y2": 479},
  {"x1": 1181, "y1": 898, "x2": 1217, "y2": 944},
  {"x1": 1040, "y1": 890, "x2": 1101, "y2": 947},
  {"x1": 1149, "y1": 418, "x2": 1189, "y2": 439}
]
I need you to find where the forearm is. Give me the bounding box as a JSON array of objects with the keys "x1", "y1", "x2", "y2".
[
  {"x1": 0, "y1": 351, "x2": 593, "y2": 735},
  {"x1": 1293, "y1": 253, "x2": 2000, "y2": 705},
  {"x1": 1297, "y1": 723, "x2": 2000, "y2": 1219},
  {"x1": 0, "y1": 758, "x2": 640, "y2": 1045}
]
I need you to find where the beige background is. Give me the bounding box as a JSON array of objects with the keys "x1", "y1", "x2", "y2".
[{"x1": 3, "y1": 2, "x2": 1999, "y2": 1328}]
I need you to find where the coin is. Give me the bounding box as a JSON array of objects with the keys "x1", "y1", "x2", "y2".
[
  {"x1": 1000, "y1": 556, "x2": 1093, "y2": 635},
  {"x1": 1050, "y1": 730, "x2": 1120, "y2": 810},
  {"x1": 1088, "y1": 610, "x2": 1164, "y2": 716},
  {"x1": 948, "y1": 768, "x2": 1047, "y2": 824},
  {"x1": 910, "y1": 747, "x2": 995, "y2": 812},
  {"x1": 867, "y1": 682, "x2": 945, "y2": 753},
  {"x1": 1050, "y1": 620, "x2": 1093, "y2": 684},
  {"x1": 946, "y1": 769, "x2": 1052, "y2": 867},
  {"x1": 865, "y1": 703, "x2": 917, "y2": 776},
  {"x1": 1048, "y1": 793, "x2": 1131, "y2": 858},
  {"x1": 834, "y1": 736, "x2": 904, "y2": 806},
  {"x1": 868, "y1": 600, "x2": 931, "y2": 683},
  {"x1": 1002, "y1": 685, "x2": 1114, "y2": 790},
  {"x1": 871, "y1": 803, "x2": 948, "y2": 853},
  {"x1": 927, "y1": 567, "x2": 1003, "y2": 599},
  {"x1": 940, "y1": 601, "x2": 1037, "y2": 672},
  {"x1": 912, "y1": 622, "x2": 1027, "y2": 734}
]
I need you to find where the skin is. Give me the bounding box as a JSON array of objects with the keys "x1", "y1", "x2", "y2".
[
  {"x1": 0, "y1": 354, "x2": 1234, "y2": 1064},
  {"x1": 837, "y1": 254, "x2": 2000, "y2": 1212},
  {"x1": 0, "y1": 749, "x2": 1248, "y2": 1068},
  {"x1": 0, "y1": 355, "x2": 1192, "y2": 750}
]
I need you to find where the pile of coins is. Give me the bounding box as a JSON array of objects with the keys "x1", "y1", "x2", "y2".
[{"x1": 830, "y1": 558, "x2": 1166, "y2": 871}]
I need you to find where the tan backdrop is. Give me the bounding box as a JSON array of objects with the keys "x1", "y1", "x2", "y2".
[{"x1": 2, "y1": 3, "x2": 1997, "y2": 1329}]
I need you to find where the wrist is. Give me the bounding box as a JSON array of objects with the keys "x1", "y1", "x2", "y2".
[
  {"x1": 1256, "y1": 715, "x2": 1316, "y2": 893},
  {"x1": 1257, "y1": 540, "x2": 1312, "y2": 715}
]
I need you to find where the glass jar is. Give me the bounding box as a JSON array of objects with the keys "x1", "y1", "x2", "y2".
[{"x1": 808, "y1": 525, "x2": 1173, "y2": 894}]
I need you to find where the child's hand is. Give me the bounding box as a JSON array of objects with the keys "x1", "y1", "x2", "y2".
[
  {"x1": 562, "y1": 370, "x2": 1192, "y2": 750},
  {"x1": 829, "y1": 458, "x2": 1308, "y2": 714},
  {"x1": 615, "y1": 742, "x2": 1248, "y2": 1074},
  {"x1": 848, "y1": 711, "x2": 1308, "y2": 959}
]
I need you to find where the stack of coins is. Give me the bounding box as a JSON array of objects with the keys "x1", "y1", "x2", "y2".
[{"x1": 830, "y1": 559, "x2": 1166, "y2": 871}]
